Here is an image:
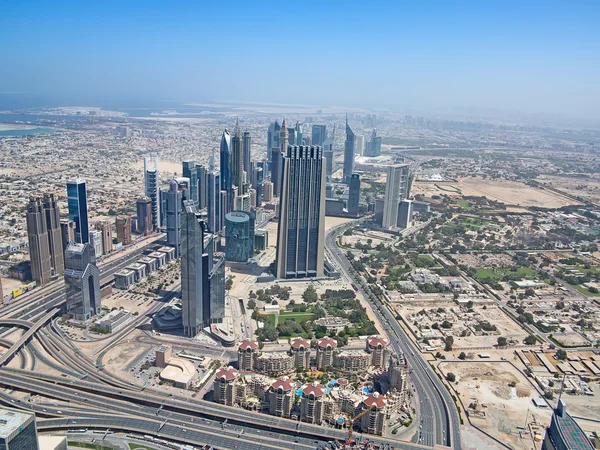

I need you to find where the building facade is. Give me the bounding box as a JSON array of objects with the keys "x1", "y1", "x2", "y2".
[
  {"x1": 64, "y1": 242, "x2": 101, "y2": 320},
  {"x1": 225, "y1": 211, "x2": 255, "y2": 262},
  {"x1": 115, "y1": 216, "x2": 132, "y2": 245},
  {"x1": 382, "y1": 164, "x2": 410, "y2": 229},
  {"x1": 67, "y1": 178, "x2": 89, "y2": 244},
  {"x1": 26, "y1": 197, "x2": 52, "y2": 285},
  {"x1": 182, "y1": 160, "x2": 197, "y2": 205},
  {"x1": 144, "y1": 157, "x2": 160, "y2": 231},
  {"x1": 347, "y1": 173, "x2": 361, "y2": 216},
  {"x1": 343, "y1": 118, "x2": 355, "y2": 184},
  {"x1": 0, "y1": 407, "x2": 39, "y2": 450}
]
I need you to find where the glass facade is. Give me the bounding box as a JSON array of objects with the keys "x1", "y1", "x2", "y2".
[
  {"x1": 67, "y1": 179, "x2": 89, "y2": 244},
  {"x1": 224, "y1": 211, "x2": 255, "y2": 262}
]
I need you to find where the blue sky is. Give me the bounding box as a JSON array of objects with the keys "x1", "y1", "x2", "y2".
[{"x1": 1, "y1": 1, "x2": 598, "y2": 117}]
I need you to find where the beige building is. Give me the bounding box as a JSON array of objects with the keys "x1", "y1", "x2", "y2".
[
  {"x1": 155, "y1": 345, "x2": 172, "y2": 368},
  {"x1": 213, "y1": 366, "x2": 240, "y2": 406},
  {"x1": 300, "y1": 382, "x2": 327, "y2": 424},
  {"x1": 316, "y1": 337, "x2": 337, "y2": 369},
  {"x1": 360, "y1": 392, "x2": 388, "y2": 435},
  {"x1": 256, "y1": 352, "x2": 295, "y2": 376},
  {"x1": 95, "y1": 221, "x2": 113, "y2": 254},
  {"x1": 267, "y1": 376, "x2": 295, "y2": 418},
  {"x1": 334, "y1": 349, "x2": 371, "y2": 372},
  {"x1": 238, "y1": 339, "x2": 259, "y2": 372},
  {"x1": 290, "y1": 337, "x2": 311, "y2": 370},
  {"x1": 366, "y1": 335, "x2": 388, "y2": 369}
]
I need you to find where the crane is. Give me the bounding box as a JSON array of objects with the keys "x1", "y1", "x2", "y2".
[{"x1": 346, "y1": 404, "x2": 376, "y2": 444}]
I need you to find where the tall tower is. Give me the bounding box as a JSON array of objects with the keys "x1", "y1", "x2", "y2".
[
  {"x1": 272, "y1": 119, "x2": 288, "y2": 197},
  {"x1": 207, "y1": 155, "x2": 221, "y2": 234},
  {"x1": 382, "y1": 164, "x2": 410, "y2": 229},
  {"x1": 242, "y1": 130, "x2": 251, "y2": 179},
  {"x1": 181, "y1": 201, "x2": 207, "y2": 337},
  {"x1": 295, "y1": 122, "x2": 303, "y2": 145},
  {"x1": 165, "y1": 179, "x2": 183, "y2": 257},
  {"x1": 64, "y1": 242, "x2": 101, "y2": 320},
  {"x1": 276, "y1": 145, "x2": 326, "y2": 279},
  {"x1": 196, "y1": 163, "x2": 208, "y2": 209},
  {"x1": 343, "y1": 115, "x2": 356, "y2": 184},
  {"x1": 43, "y1": 194, "x2": 64, "y2": 276},
  {"x1": 348, "y1": 173, "x2": 361, "y2": 217},
  {"x1": 115, "y1": 216, "x2": 132, "y2": 245},
  {"x1": 311, "y1": 125, "x2": 327, "y2": 147},
  {"x1": 231, "y1": 119, "x2": 244, "y2": 195},
  {"x1": 67, "y1": 178, "x2": 90, "y2": 244},
  {"x1": 144, "y1": 157, "x2": 160, "y2": 231},
  {"x1": 220, "y1": 130, "x2": 232, "y2": 211},
  {"x1": 26, "y1": 197, "x2": 51, "y2": 285},
  {"x1": 182, "y1": 160, "x2": 197, "y2": 205}
]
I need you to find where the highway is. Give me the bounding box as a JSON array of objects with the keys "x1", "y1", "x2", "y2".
[{"x1": 325, "y1": 222, "x2": 461, "y2": 449}]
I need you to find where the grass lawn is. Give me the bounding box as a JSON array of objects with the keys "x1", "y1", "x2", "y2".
[
  {"x1": 574, "y1": 265, "x2": 600, "y2": 277},
  {"x1": 129, "y1": 444, "x2": 153, "y2": 450},
  {"x1": 68, "y1": 443, "x2": 119, "y2": 450},
  {"x1": 279, "y1": 311, "x2": 315, "y2": 322},
  {"x1": 263, "y1": 313, "x2": 276, "y2": 328},
  {"x1": 455, "y1": 199, "x2": 473, "y2": 210},
  {"x1": 573, "y1": 284, "x2": 600, "y2": 297},
  {"x1": 475, "y1": 267, "x2": 537, "y2": 281}
]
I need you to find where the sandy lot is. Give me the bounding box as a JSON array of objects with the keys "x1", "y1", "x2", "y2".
[
  {"x1": 131, "y1": 160, "x2": 183, "y2": 175},
  {"x1": 537, "y1": 174, "x2": 600, "y2": 204},
  {"x1": 440, "y1": 361, "x2": 552, "y2": 449}
]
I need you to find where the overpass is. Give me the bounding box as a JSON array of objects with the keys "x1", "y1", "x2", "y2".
[
  {"x1": 0, "y1": 308, "x2": 61, "y2": 366},
  {"x1": 0, "y1": 319, "x2": 34, "y2": 328}
]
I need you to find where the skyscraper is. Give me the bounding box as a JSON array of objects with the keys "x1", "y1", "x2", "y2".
[
  {"x1": 165, "y1": 179, "x2": 183, "y2": 257},
  {"x1": 42, "y1": 194, "x2": 64, "y2": 277},
  {"x1": 365, "y1": 129, "x2": 382, "y2": 157},
  {"x1": 196, "y1": 163, "x2": 208, "y2": 209},
  {"x1": 271, "y1": 150, "x2": 283, "y2": 197},
  {"x1": 136, "y1": 197, "x2": 152, "y2": 235},
  {"x1": 267, "y1": 121, "x2": 281, "y2": 173},
  {"x1": 90, "y1": 230, "x2": 103, "y2": 257},
  {"x1": 287, "y1": 127, "x2": 295, "y2": 145},
  {"x1": 182, "y1": 160, "x2": 197, "y2": 205},
  {"x1": 276, "y1": 145, "x2": 326, "y2": 279},
  {"x1": 311, "y1": 125, "x2": 327, "y2": 146},
  {"x1": 356, "y1": 134, "x2": 365, "y2": 156},
  {"x1": 323, "y1": 138, "x2": 334, "y2": 182},
  {"x1": 382, "y1": 164, "x2": 410, "y2": 229},
  {"x1": 225, "y1": 211, "x2": 255, "y2": 262},
  {"x1": 343, "y1": 117, "x2": 356, "y2": 184},
  {"x1": 207, "y1": 165, "x2": 221, "y2": 234},
  {"x1": 115, "y1": 216, "x2": 132, "y2": 245},
  {"x1": 231, "y1": 119, "x2": 244, "y2": 196},
  {"x1": 0, "y1": 407, "x2": 40, "y2": 450},
  {"x1": 67, "y1": 178, "x2": 89, "y2": 244},
  {"x1": 60, "y1": 220, "x2": 76, "y2": 252},
  {"x1": 95, "y1": 221, "x2": 113, "y2": 254},
  {"x1": 26, "y1": 197, "x2": 51, "y2": 285},
  {"x1": 348, "y1": 173, "x2": 361, "y2": 216},
  {"x1": 242, "y1": 130, "x2": 251, "y2": 177},
  {"x1": 220, "y1": 129, "x2": 232, "y2": 211},
  {"x1": 64, "y1": 242, "x2": 101, "y2": 320},
  {"x1": 144, "y1": 157, "x2": 160, "y2": 231},
  {"x1": 397, "y1": 199, "x2": 413, "y2": 230}
]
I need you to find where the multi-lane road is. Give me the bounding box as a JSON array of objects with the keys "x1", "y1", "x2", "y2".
[{"x1": 325, "y1": 222, "x2": 461, "y2": 449}]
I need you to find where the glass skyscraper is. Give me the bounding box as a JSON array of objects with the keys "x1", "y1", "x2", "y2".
[
  {"x1": 220, "y1": 129, "x2": 232, "y2": 210},
  {"x1": 64, "y1": 242, "x2": 101, "y2": 320},
  {"x1": 67, "y1": 178, "x2": 89, "y2": 244},
  {"x1": 144, "y1": 157, "x2": 160, "y2": 231},
  {"x1": 225, "y1": 211, "x2": 255, "y2": 262},
  {"x1": 182, "y1": 160, "x2": 197, "y2": 205},
  {"x1": 343, "y1": 117, "x2": 356, "y2": 184},
  {"x1": 311, "y1": 124, "x2": 327, "y2": 146},
  {"x1": 348, "y1": 173, "x2": 361, "y2": 216}
]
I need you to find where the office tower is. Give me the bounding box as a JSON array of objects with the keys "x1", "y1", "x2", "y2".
[
  {"x1": 382, "y1": 164, "x2": 410, "y2": 229},
  {"x1": 26, "y1": 198, "x2": 51, "y2": 285},
  {"x1": 115, "y1": 216, "x2": 132, "y2": 245},
  {"x1": 0, "y1": 407, "x2": 40, "y2": 450},
  {"x1": 271, "y1": 150, "x2": 283, "y2": 197},
  {"x1": 231, "y1": 120, "x2": 244, "y2": 195},
  {"x1": 95, "y1": 221, "x2": 113, "y2": 254},
  {"x1": 225, "y1": 211, "x2": 255, "y2": 262},
  {"x1": 196, "y1": 164, "x2": 208, "y2": 209},
  {"x1": 182, "y1": 160, "x2": 197, "y2": 205},
  {"x1": 311, "y1": 124, "x2": 327, "y2": 146},
  {"x1": 323, "y1": 138, "x2": 333, "y2": 182},
  {"x1": 248, "y1": 188, "x2": 257, "y2": 207},
  {"x1": 356, "y1": 134, "x2": 365, "y2": 156},
  {"x1": 64, "y1": 242, "x2": 100, "y2": 320},
  {"x1": 234, "y1": 194, "x2": 251, "y2": 212},
  {"x1": 263, "y1": 180, "x2": 273, "y2": 202},
  {"x1": 365, "y1": 129, "x2": 382, "y2": 157},
  {"x1": 276, "y1": 145, "x2": 326, "y2": 279},
  {"x1": 67, "y1": 178, "x2": 89, "y2": 244},
  {"x1": 165, "y1": 180, "x2": 183, "y2": 257},
  {"x1": 288, "y1": 127, "x2": 295, "y2": 145},
  {"x1": 135, "y1": 197, "x2": 152, "y2": 235},
  {"x1": 60, "y1": 220, "x2": 76, "y2": 251},
  {"x1": 90, "y1": 230, "x2": 103, "y2": 257},
  {"x1": 295, "y1": 122, "x2": 303, "y2": 145},
  {"x1": 397, "y1": 199, "x2": 413, "y2": 230},
  {"x1": 253, "y1": 166, "x2": 264, "y2": 207},
  {"x1": 144, "y1": 157, "x2": 160, "y2": 231},
  {"x1": 220, "y1": 129, "x2": 232, "y2": 210},
  {"x1": 159, "y1": 189, "x2": 167, "y2": 228},
  {"x1": 42, "y1": 194, "x2": 64, "y2": 277},
  {"x1": 242, "y1": 130, "x2": 251, "y2": 174},
  {"x1": 219, "y1": 191, "x2": 229, "y2": 232},
  {"x1": 343, "y1": 116, "x2": 356, "y2": 184},
  {"x1": 207, "y1": 157, "x2": 221, "y2": 233},
  {"x1": 266, "y1": 121, "x2": 281, "y2": 172},
  {"x1": 542, "y1": 399, "x2": 594, "y2": 450},
  {"x1": 348, "y1": 173, "x2": 361, "y2": 216}
]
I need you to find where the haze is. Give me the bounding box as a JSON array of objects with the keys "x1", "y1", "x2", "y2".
[{"x1": 1, "y1": 0, "x2": 599, "y2": 118}]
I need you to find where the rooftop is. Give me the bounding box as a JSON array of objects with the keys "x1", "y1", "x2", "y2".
[{"x1": 0, "y1": 408, "x2": 34, "y2": 439}]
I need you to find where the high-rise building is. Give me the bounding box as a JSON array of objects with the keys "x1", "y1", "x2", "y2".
[
  {"x1": 60, "y1": 220, "x2": 76, "y2": 252},
  {"x1": 144, "y1": 157, "x2": 160, "y2": 231},
  {"x1": 196, "y1": 164, "x2": 208, "y2": 209},
  {"x1": 207, "y1": 158, "x2": 221, "y2": 233},
  {"x1": 276, "y1": 145, "x2": 326, "y2": 279},
  {"x1": 90, "y1": 230, "x2": 103, "y2": 258},
  {"x1": 343, "y1": 117, "x2": 356, "y2": 184},
  {"x1": 165, "y1": 179, "x2": 183, "y2": 257},
  {"x1": 115, "y1": 216, "x2": 132, "y2": 245},
  {"x1": 67, "y1": 178, "x2": 89, "y2": 244},
  {"x1": 287, "y1": 127, "x2": 295, "y2": 145},
  {"x1": 365, "y1": 129, "x2": 382, "y2": 157},
  {"x1": 242, "y1": 130, "x2": 251, "y2": 178},
  {"x1": 266, "y1": 121, "x2": 281, "y2": 173},
  {"x1": 397, "y1": 199, "x2": 413, "y2": 230},
  {"x1": 182, "y1": 160, "x2": 197, "y2": 205},
  {"x1": 26, "y1": 197, "x2": 51, "y2": 285},
  {"x1": 382, "y1": 164, "x2": 409, "y2": 229},
  {"x1": 348, "y1": 173, "x2": 361, "y2": 216},
  {"x1": 295, "y1": 122, "x2": 303, "y2": 145},
  {"x1": 542, "y1": 399, "x2": 594, "y2": 450},
  {"x1": 231, "y1": 119, "x2": 244, "y2": 196},
  {"x1": 220, "y1": 129, "x2": 232, "y2": 211},
  {"x1": 95, "y1": 221, "x2": 113, "y2": 254},
  {"x1": 355, "y1": 134, "x2": 365, "y2": 156},
  {"x1": 323, "y1": 138, "x2": 333, "y2": 182},
  {"x1": 225, "y1": 211, "x2": 255, "y2": 262},
  {"x1": 42, "y1": 194, "x2": 64, "y2": 277},
  {"x1": 263, "y1": 180, "x2": 273, "y2": 202},
  {"x1": 271, "y1": 119, "x2": 289, "y2": 197},
  {"x1": 0, "y1": 407, "x2": 40, "y2": 450},
  {"x1": 64, "y1": 242, "x2": 101, "y2": 320},
  {"x1": 311, "y1": 125, "x2": 327, "y2": 147},
  {"x1": 136, "y1": 197, "x2": 152, "y2": 235}
]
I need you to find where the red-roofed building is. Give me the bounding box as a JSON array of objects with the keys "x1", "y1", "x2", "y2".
[
  {"x1": 360, "y1": 392, "x2": 388, "y2": 435},
  {"x1": 238, "y1": 339, "x2": 259, "y2": 371},
  {"x1": 300, "y1": 382, "x2": 331, "y2": 424},
  {"x1": 316, "y1": 337, "x2": 338, "y2": 369},
  {"x1": 213, "y1": 366, "x2": 239, "y2": 405},
  {"x1": 290, "y1": 337, "x2": 311, "y2": 370},
  {"x1": 366, "y1": 335, "x2": 388, "y2": 368},
  {"x1": 267, "y1": 376, "x2": 295, "y2": 418}
]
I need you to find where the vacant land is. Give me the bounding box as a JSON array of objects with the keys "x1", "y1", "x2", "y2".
[
  {"x1": 537, "y1": 174, "x2": 600, "y2": 204},
  {"x1": 440, "y1": 361, "x2": 552, "y2": 450}
]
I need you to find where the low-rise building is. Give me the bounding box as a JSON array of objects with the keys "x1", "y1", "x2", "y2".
[
  {"x1": 156, "y1": 345, "x2": 173, "y2": 368},
  {"x1": 157, "y1": 246, "x2": 176, "y2": 262},
  {"x1": 148, "y1": 251, "x2": 166, "y2": 268},
  {"x1": 93, "y1": 309, "x2": 132, "y2": 333},
  {"x1": 114, "y1": 269, "x2": 135, "y2": 289},
  {"x1": 125, "y1": 263, "x2": 146, "y2": 282},
  {"x1": 138, "y1": 256, "x2": 158, "y2": 275}
]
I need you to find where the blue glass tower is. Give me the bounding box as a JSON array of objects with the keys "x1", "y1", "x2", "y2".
[
  {"x1": 67, "y1": 178, "x2": 89, "y2": 244},
  {"x1": 182, "y1": 160, "x2": 197, "y2": 205}
]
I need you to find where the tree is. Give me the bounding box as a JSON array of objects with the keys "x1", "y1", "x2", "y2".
[
  {"x1": 523, "y1": 335, "x2": 537, "y2": 345},
  {"x1": 556, "y1": 349, "x2": 567, "y2": 361},
  {"x1": 247, "y1": 299, "x2": 257, "y2": 310},
  {"x1": 497, "y1": 337, "x2": 508, "y2": 347},
  {"x1": 446, "y1": 372, "x2": 456, "y2": 383},
  {"x1": 302, "y1": 285, "x2": 318, "y2": 303},
  {"x1": 225, "y1": 278, "x2": 233, "y2": 290},
  {"x1": 556, "y1": 301, "x2": 565, "y2": 310},
  {"x1": 458, "y1": 352, "x2": 466, "y2": 360},
  {"x1": 444, "y1": 336, "x2": 454, "y2": 351}
]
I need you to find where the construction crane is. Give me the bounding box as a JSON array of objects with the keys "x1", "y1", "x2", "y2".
[{"x1": 346, "y1": 404, "x2": 376, "y2": 444}]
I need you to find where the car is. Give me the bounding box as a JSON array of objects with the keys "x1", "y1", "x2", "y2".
[{"x1": 57, "y1": 411, "x2": 63, "y2": 414}]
